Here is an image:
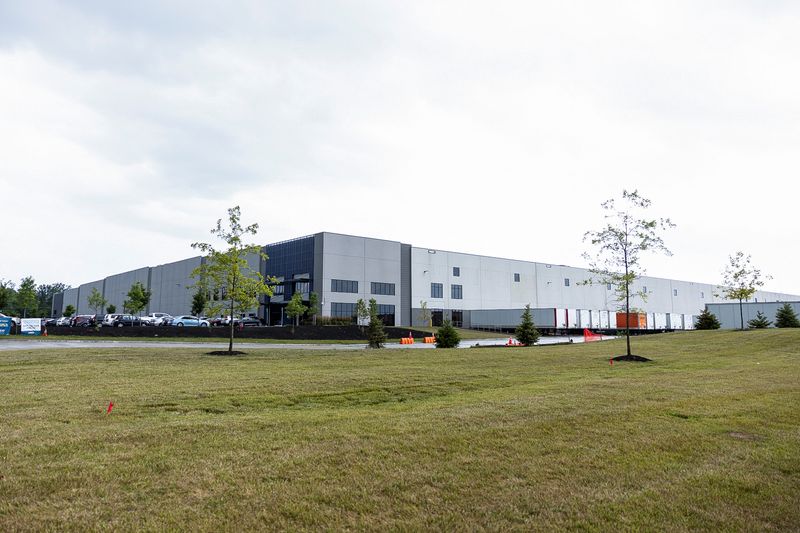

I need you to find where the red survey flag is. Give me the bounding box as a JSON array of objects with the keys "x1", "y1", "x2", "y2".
[{"x1": 107, "y1": 401, "x2": 114, "y2": 414}]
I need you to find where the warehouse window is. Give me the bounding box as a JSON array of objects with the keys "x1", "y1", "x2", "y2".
[
  {"x1": 606, "y1": 283, "x2": 612, "y2": 291},
  {"x1": 564, "y1": 278, "x2": 570, "y2": 287},
  {"x1": 700, "y1": 291, "x2": 705, "y2": 299},
  {"x1": 673, "y1": 289, "x2": 678, "y2": 296},
  {"x1": 295, "y1": 281, "x2": 309, "y2": 294},
  {"x1": 642, "y1": 286, "x2": 647, "y2": 293},
  {"x1": 431, "y1": 283, "x2": 443, "y2": 298},
  {"x1": 331, "y1": 279, "x2": 358, "y2": 293},
  {"x1": 331, "y1": 302, "x2": 357, "y2": 319},
  {"x1": 514, "y1": 273, "x2": 520, "y2": 282},
  {"x1": 451, "y1": 284, "x2": 463, "y2": 299},
  {"x1": 377, "y1": 304, "x2": 395, "y2": 326},
  {"x1": 370, "y1": 282, "x2": 395, "y2": 296},
  {"x1": 453, "y1": 267, "x2": 460, "y2": 277}
]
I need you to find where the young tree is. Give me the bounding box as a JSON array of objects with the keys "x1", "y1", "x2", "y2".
[
  {"x1": 356, "y1": 298, "x2": 369, "y2": 328},
  {"x1": 583, "y1": 190, "x2": 674, "y2": 358},
  {"x1": 307, "y1": 292, "x2": 320, "y2": 325},
  {"x1": 774, "y1": 303, "x2": 800, "y2": 328},
  {"x1": 87, "y1": 287, "x2": 108, "y2": 316},
  {"x1": 106, "y1": 304, "x2": 116, "y2": 314},
  {"x1": 191, "y1": 206, "x2": 275, "y2": 354},
  {"x1": 367, "y1": 298, "x2": 387, "y2": 348},
  {"x1": 63, "y1": 304, "x2": 76, "y2": 318},
  {"x1": 435, "y1": 319, "x2": 461, "y2": 348},
  {"x1": 719, "y1": 252, "x2": 769, "y2": 331},
  {"x1": 285, "y1": 291, "x2": 307, "y2": 331},
  {"x1": 747, "y1": 311, "x2": 771, "y2": 329},
  {"x1": 191, "y1": 289, "x2": 207, "y2": 317},
  {"x1": 694, "y1": 308, "x2": 721, "y2": 330},
  {"x1": 123, "y1": 281, "x2": 151, "y2": 316},
  {"x1": 418, "y1": 300, "x2": 432, "y2": 328},
  {"x1": 515, "y1": 304, "x2": 540, "y2": 346},
  {"x1": 16, "y1": 276, "x2": 38, "y2": 318}
]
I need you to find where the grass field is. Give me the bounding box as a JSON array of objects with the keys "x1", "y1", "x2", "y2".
[{"x1": 1, "y1": 330, "x2": 798, "y2": 530}]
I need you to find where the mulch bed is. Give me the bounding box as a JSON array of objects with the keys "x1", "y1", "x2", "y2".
[{"x1": 611, "y1": 354, "x2": 652, "y2": 362}]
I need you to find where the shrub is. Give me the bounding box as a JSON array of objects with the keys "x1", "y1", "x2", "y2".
[
  {"x1": 315, "y1": 316, "x2": 354, "y2": 326},
  {"x1": 367, "y1": 299, "x2": 386, "y2": 349},
  {"x1": 515, "y1": 304, "x2": 540, "y2": 345},
  {"x1": 774, "y1": 303, "x2": 800, "y2": 328},
  {"x1": 747, "y1": 311, "x2": 771, "y2": 329},
  {"x1": 435, "y1": 320, "x2": 460, "y2": 348},
  {"x1": 694, "y1": 309, "x2": 721, "y2": 330}
]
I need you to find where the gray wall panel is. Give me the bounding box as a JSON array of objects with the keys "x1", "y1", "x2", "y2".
[{"x1": 706, "y1": 301, "x2": 800, "y2": 329}]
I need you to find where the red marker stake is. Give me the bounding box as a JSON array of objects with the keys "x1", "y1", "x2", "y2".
[
  {"x1": 106, "y1": 401, "x2": 114, "y2": 414},
  {"x1": 609, "y1": 359, "x2": 613, "y2": 366}
]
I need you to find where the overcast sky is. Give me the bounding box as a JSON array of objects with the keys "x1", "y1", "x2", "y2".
[{"x1": 1, "y1": 1, "x2": 799, "y2": 295}]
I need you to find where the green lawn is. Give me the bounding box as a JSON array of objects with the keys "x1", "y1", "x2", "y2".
[{"x1": 0, "y1": 330, "x2": 798, "y2": 531}]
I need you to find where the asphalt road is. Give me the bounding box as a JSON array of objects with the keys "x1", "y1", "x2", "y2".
[{"x1": 0, "y1": 335, "x2": 614, "y2": 352}]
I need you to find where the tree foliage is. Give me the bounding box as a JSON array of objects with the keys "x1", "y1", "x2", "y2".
[
  {"x1": 694, "y1": 308, "x2": 721, "y2": 330},
  {"x1": 356, "y1": 298, "x2": 369, "y2": 328},
  {"x1": 16, "y1": 276, "x2": 38, "y2": 318},
  {"x1": 87, "y1": 287, "x2": 108, "y2": 316},
  {"x1": 367, "y1": 298, "x2": 387, "y2": 348},
  {"x1": 418, "y1": 300, "x2": 432, "y2": 328},
  {"x1": 583, "y1": 190, "x2": 674, "y2": 357},
  {"x1": 191, "y1": 289, "x2": 207, "y2": 317},
  {"x1": 435, "y1": 319, "x2": 460, "y2": 348},
  {"x1": 515, "y1": 304, "x2": 540, "y2": 346},
  {"x1": 747, "y1": 311, "x2": 772, "y2": 329},
  {"x1": 36, "y1": 282, "x2": 69, "y2": 317},
  {"x1": 307, "y1": 292, "x2": 320, "y2": 325},
  {"x1": 774, "y1": 303, "x2": 800, "y2": 328},
  {"x1": 106, "y1": 304, "x2": 116, "y2": 314},
  {"x1": 719, "y1": 252, "x2": 769, "y2": 330},
  {"x1": 0, "y1": 279, "x2": 16, "y2": 312},
  {"x1": 286, "y1": 292, "x2": 307, "y2": 330},
  {"x1": 123, "y1": 282, "x2": 151, "y2": 316},
  {"x1": 191, "y1": 206, "x2": 274, "y2": 353},
  {"x1": 63, "y1": 304, "x2": 76, "y2": 317}
]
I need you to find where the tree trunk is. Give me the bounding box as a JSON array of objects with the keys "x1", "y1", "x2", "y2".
[
  {"x1": 228, "y1": 308, "x2": 234, "y2": 352},
  {"x1": 739, "y1": 298, "x2": 745, "y2": 330},
  {"x1": 624, "y1": 252, "x2": 631, "y2": 357}
]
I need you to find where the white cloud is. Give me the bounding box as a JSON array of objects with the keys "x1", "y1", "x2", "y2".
[{"x1": 1, "y1": 1, "x2": 799, "y2": 295}]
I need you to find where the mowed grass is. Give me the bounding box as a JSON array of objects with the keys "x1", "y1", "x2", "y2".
[{"x1": 0, "y1": 330, "x2": 798, "y2": 531}]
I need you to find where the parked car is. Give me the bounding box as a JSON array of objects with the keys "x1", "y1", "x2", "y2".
[
  {"x1": 154, "y1": 314, "x2": 173, "y2": 326},
  {"x1": 103, "y1": 314, "x2": 122, "y2": 327},
  {"x1": 233, "y1": 316, "x2": 261, "y2": 327},
  {"x1": 220, "y1": 315, "x2": 261, "y2": 327},
  {"x1": 0, "y1": 312, "x2": 20, "y2": 327},
  {"x1": 208, "y1": 316, "x2": 227, "y2": 327},
  {"x1": 140, "y1": 312, "x2": 170, "y2": 326},
  {"x1": 170, "y1": 315, "x2": 210, "y2": 327},
  {"x1": 72, "y1": 315, "x2": 96, "y2": 328},
  {"x1": 43, "y1": 318, "x2": 58, "y2": 327},
  {"x1": 56, "y1": 316, "x2": 72, "y2": 326},
  {"x1": 111, "y1": 315, "x2": 142, "y2": 327}
]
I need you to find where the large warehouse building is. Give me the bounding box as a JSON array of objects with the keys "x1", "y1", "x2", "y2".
[{"x1": 53, "y1": 232, "x2": 800, "y2": 329}]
